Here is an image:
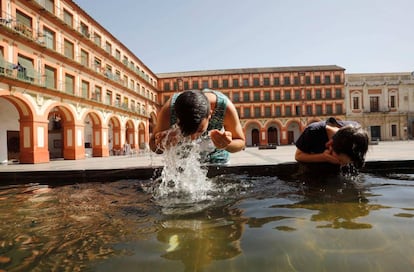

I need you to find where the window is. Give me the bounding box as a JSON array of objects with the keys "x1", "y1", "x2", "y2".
[
  {"x1": 80, "y1": 49, "x2": 89, "y2": 67},
  {"x1": 284, "y1": 91, "x2": 291, "y2": 100},
  {"x1": 295, "y1": 105, "x2": 301, "y2": 116},
  {"x1": 243, "y1": 78, "x2": 249, "y2": 87},
  {"x1": 65, "y1": 74, "x2": 74, "y2": 94},
  {"x1": 305, "y1": 76, "x2": 311, "y2": 84},
  {"x1": 254, "y1": 107, "x2": 261, "y2": 117},
  {"x1": 105, "y1": 91, "x2": 112, "y2": 105},
  {"x1": 222, "y1": 79, "x2": 228, "y2": 88},
  {"x1": 233, "y1": 92, "x2": 240, "y2": 102},
  {"x1": 315, "y1": 89, "x2": 322, "y2": 99},
  {"x1": 306, "y1": 105, "x2": 313, "y2": 115},
  {"x1": 64, "y1": 39, "x2": 74, "y2": 59},
  {"x1": 294, "y1": 90, "x2": 301, "y2": 100},
  {"x1": 352, "y1": 97, "x2": 360, "y2": 110},
  {"x1": 370, "y1": 96, "x2": 380, "y2": 112},
  {"x1": 335, "y1": 88, "x2": 342, "y2": 98},
  {"x1": 390, "y1": 95, "x2": 396, "y2": 108},
  {"x1": 243, "y1": 108, "x2": 251, "y2": 118},
  {"x1": 80, "y1": 22, "x2": 89, "y2": 37},
  {"x1": 93, "y1": 86, "x2": 101, "y2": 101},
  {"x1": 44, "y1": 0, "x2": 54, "y2": 13},
  {"x1": 212, "y1": 80, "x2": 218, "y2": 88},
  {"x1": 105, "y1": 42, "x2": 112, "y2": 54},
  {"x1": 324, "y1": 75, "x2": 331, "y2": 84},
  {"x1": 115, "y1": 49, "x2": 121, "y2": 60},
  {"x1": 202, "y1": 80, "x2": 208, "y2": 89},
  {"x1": 243, "y1": 92, "x2": 250, "y2": 102},
  {"x1": 253, "y1": 91, "x2": 260, "y2": 101},
  {"x1": 306, "y1": 90, "x2": 312, "y2": 100},
  {"x1": 63, "y1": 9, "x2": 73, "y2": 27},
  {"x1": 391, "y1": 124, "x2": 397, "y2": 137},
  {"x1": 274, "y1": 91, "x2": 281, "y2": 101},
  {"x1": 192, "y1": 81, "x2": 199, "y2": 89},
  {"x1": 314, "y1": 76, "x2": 321, "y2": 84},
  {"x1": 163, "y1": 82, "x2": 170, "y2": 91},
  {"x1": 94, "y1": 58, "x2": 101, "y2": 72},
  {"x1": 325, "y1": 89, "x2": 332, "y2": 99},
  {"x1": 334, "y1": 75, "x2": 341, "y2": 84},
  {"x1": 44, "y1": 65, "x2": 56, "y2": 89},
  {"x1": 232, "y1": 79, "x2": 239, "y2": 87},
  {"x1": 285, "y1": 106, "x2": 291, "y2": 116},
  {"x1": 335, "y1": 104, "x2": 343, "y2": 114},
  {"x1": 265, "y1": 106, "x2": 271, "y2": 117},
  {"x1": 253, "y1": 78, "x2": 260, "y2": 86},
  {"x1": 264, "y1": 91, "x2": 270, "y2": 101},
  {"x1": 326, "y1": 104, "x2": 333, "y2": 114},
  {"x1": 16, "y1": 10, "x2": 32, "y2": 38},
  {"x1": 263, "y1": 77, "x2": 270, "y2": 86},
  {"x1": 275, "y1": 106, "x2": 281, "y2": 117},
  {"x1": 316, "y1": 105, "x2": 323, "y2": 115},
  {"x1": 283, "y1": 76, "x2": 290, "y2": 85},
  {"x1": 115, "y1": 94, "x2": 121, "y2": 107},
  {"x1": 122, "y1": 56, "x2": 128, "y2": 65},
  {"x1": 294, "y1": 76, "x2": 299, "y2": 85},
  {"x1": 43, "y1": 27, "x2": 55, "y2": 50},
  {"x1": 184, "y1": 81, "x2": 189, "y2": 90},
  {"x1": 93, "y1": 33, "x2": 101, "y2": 47},
  {"x1": 81, "y1": 80, "x2": 89, "y2": 98},
  {"x1": 17, "y1": 54, "x2": 35, "y2": 82},
  {"x1": 273, "y1": 77, "x2": 280, "y2": 86}
]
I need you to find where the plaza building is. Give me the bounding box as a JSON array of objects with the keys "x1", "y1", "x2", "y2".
[
  {"x1": 157, "y1": 65, "x2": 346, "y2": 146},
  {"x1": 1, "y1": 0, "x2": 413, "y2": 164},
  {"x1": 345, "y1": 72, "x2": 414, "y2": 141},
  {"x1": 0, "y1": 0, "x2": 158, "y2": 163}
]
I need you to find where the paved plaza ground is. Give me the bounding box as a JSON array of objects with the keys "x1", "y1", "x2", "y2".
[{"x1": 0, "y1": 140, "x2": 413, "y2": 173}]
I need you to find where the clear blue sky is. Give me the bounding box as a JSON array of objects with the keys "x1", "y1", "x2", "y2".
[{"x1": 74, "y1": 0, "x2": 414, "y2": 74}]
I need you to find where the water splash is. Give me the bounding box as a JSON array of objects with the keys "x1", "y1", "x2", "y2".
[{"x1": 151, "y1": 128, "x2": 217, "y2": 207}]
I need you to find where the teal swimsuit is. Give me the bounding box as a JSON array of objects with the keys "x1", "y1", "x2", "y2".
[{"x1": 170, "y1": 89, "x2": 230, "y2": 163}]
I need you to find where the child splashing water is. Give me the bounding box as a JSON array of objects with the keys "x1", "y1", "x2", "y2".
[
  {"x1": 148, "y1": 90, "x2": 246, "y2": 213},
  {"x1": 152, "y1": 125, "x2": 216, "y2": 204}
]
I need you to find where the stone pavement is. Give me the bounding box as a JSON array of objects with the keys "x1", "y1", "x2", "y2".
[{"x1": 0, "y1": 140, "x2": 413, "y2": 173}]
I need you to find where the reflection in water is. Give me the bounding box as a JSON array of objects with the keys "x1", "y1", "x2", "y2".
[
  {"x1": 1, "y1": 172, "x2": 414, "y2": 271},
  {"x1": 157, "y1": 207, "x2": 246, "y2": 271}
]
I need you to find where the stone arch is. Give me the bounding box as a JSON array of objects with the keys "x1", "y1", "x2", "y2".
[
  {"x1": 108, "y1": 115, "x2": 122, "y2": 155},
  {"x1": 125, "y1": 119, "x2": 136, "y2": 148},
  {"x1": 266, "y1": 121, "x2": 282, "y2": 146},
  {"x1": 0, "y1": 93, "x2": 38, "y2": 163},
  {"x1": 45, "y1": 103, "x2": 78, "y2": 160},
  {"x1": 149, "y1": 111, "x2": 157, "y2": 137},
  {"x1": 243, "y1": 120, "x2": 262, "y2": 147},
  {"x1": 285, "y1": 120, "x2": 301, "y2": 144},
  {"x1": 138, "y1": 121, "x2": 147, "y2": 149},
  {"x1": 81, "y1": 110, "x2": 104, "y2": 157}
]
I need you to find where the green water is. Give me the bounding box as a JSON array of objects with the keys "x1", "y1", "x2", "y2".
[{"x1": 1, "y1": 173, "x2": 413, "y2": 271}]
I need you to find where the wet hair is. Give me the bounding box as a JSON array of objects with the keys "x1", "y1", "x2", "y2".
[
  {"x1": 332, "y1": 125, "x2": 369, "y2": 168},
  {"x1": 174, "y1": 90, "x2": 210, "y2": 136}
]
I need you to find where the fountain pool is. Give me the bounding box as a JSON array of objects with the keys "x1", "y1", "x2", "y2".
[{"x1": 1, "y1": 166, "x2": 414, "y2": 271}]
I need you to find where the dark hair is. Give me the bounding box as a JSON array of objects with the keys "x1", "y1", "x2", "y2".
[
  {"x1": 174, "y1": 90, "x2": 210, "y2": 136},
  {"x1": 332, "y1": 125, "x2": 369, "y2": 168}
]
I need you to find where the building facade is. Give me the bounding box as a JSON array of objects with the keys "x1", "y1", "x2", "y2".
[
  {"x1": 1, "y1": 0, "x2": 413, "y2": 165},
  {"x1": 345, "y1": 73, "x2": 414, "y2": 141},
  {"x1": 0, "y1": 0, "x2": 158, "y2": 163},
  {"x1": 157, "y1": 66, "x2": 346, "y2": 146}
]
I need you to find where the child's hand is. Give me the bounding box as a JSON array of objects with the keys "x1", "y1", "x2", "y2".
[
  {"x1": 210, "y1": 129, "x2": 232, "y2": 149},
  {"x1": 322, "y1": 148, "x2": 341, "y2": 165}
]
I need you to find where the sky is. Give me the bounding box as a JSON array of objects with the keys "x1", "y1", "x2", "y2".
[{"x1": 73, "y1": 0, "x2": 414, "y2": 74}]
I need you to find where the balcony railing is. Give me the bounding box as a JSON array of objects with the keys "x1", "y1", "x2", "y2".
[{"x1": 0, "y1": 59, "x2": 44, "y2": 86}]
